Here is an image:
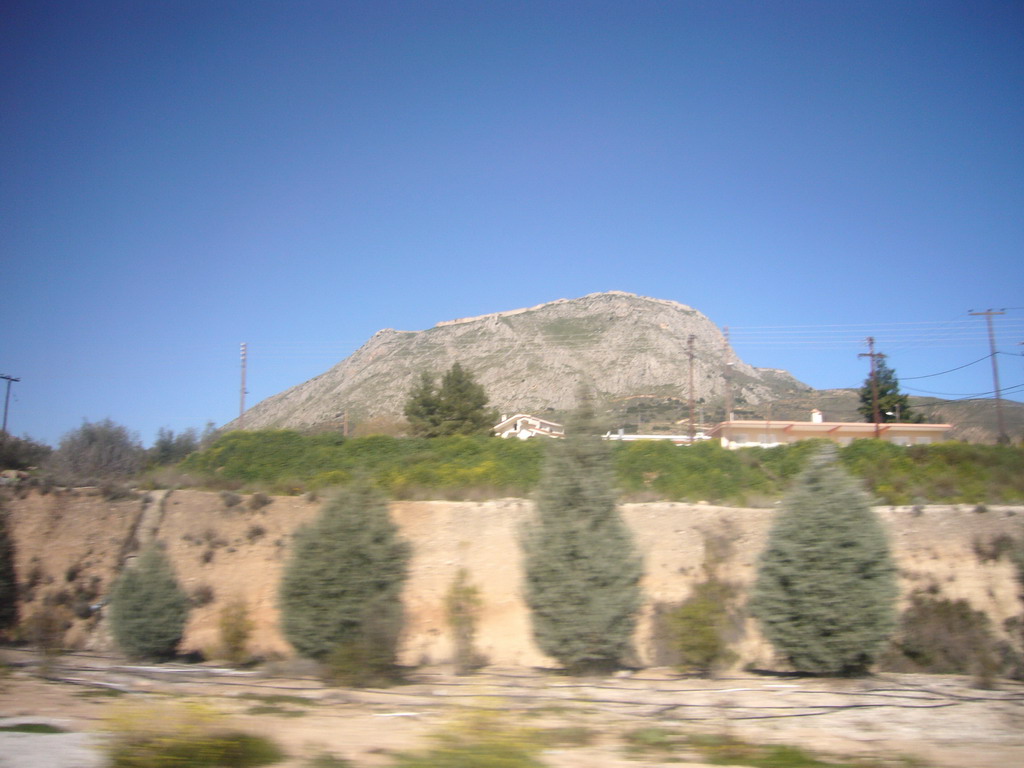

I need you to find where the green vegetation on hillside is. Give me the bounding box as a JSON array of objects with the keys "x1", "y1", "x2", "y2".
[
  {"x1": 178, "y1": 430, "x2": 1024, "y2": 504},
  {"x1": 0, "y1": 500, "x2": 17, "y2": 636}
]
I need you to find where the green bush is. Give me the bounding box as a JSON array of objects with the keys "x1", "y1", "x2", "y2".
[
  {"x1": 669, "y1": 578, "x2": 738, "y2": 677},
  {"x1": 104, "y1": 701, "x2": 283, "y2": 768},
  {"x1": 445, "y1": 568, "x2": 484, "y2": 675},
  {"x1": 880, "y1": 593, "x2": 1016, "y2": 683},
  {"x1": 388, "y1": 710, "x2": 546, "y2": 768},
  {"x1": 109, "y1": 545, "x2": 189, "y2": 659},
  {"x1": 219, "y1": 598, "x2": 254, "y2": 666},
  {"x1": 323, "y1": 635, "x2": 402, "y2": 688},
  {"x1": 0, "y1": 502, "x2": 17, "y2": 636},
  {"x1": 46, "y1": 418, "x2": 144, "y2": 485}
]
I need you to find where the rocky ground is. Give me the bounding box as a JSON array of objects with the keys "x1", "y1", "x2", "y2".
[{"x1": 2, "y1": 650, "x2": 1023, "y2": 768}]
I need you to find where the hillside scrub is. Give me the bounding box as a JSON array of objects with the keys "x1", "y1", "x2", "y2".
[
  {"x1": 0, "y1": 499, "x2": 17, "y2": 636},
  {"x1": 179, "y1": 430, "x2": 1024, "y2": 504},
  {"x1": 46, "y1": 418, "x2": 145, "y2": 485}
]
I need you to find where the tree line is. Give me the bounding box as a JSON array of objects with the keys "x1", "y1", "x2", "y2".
[{"x1": 2, "y1": 395, "x2": 961, "y2": 680}]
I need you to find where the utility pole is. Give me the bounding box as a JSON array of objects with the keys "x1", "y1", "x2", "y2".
[
  {"x1": 1, "y1": 375, "x2": 19, "y2": 435},
  {"x1": 969, "y1": 309, "x2": 1008, "y2": 443},
  {"x1": 687, "y1": 335, "x2": 696, "y2": 442},
  {"x1": 858, "y1": 337, "x2": 885, "y2": 439},
  {"x1": 721, "y1": 326, "x2": 734, "y2": 422},
  {"x1": 239, "y1": 343, "x2": 248, "y2": 428}
]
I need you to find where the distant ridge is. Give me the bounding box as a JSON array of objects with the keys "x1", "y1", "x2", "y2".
[{"x1": 227, "y1": 292, "x2": 812, "y2": 432}]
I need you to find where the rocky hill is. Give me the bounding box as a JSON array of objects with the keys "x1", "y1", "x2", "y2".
[{"x1": 228, "y1": 291, "x2": 811, "y2": 432}]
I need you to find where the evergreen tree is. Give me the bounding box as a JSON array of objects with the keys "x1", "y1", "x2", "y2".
[
  {"x1": 857, "y1": 360, "x2": 921, "y2": 423},
  {"x1": 150, "y1": 426, "x2": 201, "y2": 466},
  {"x1": 750, "y1": 445, "x2": 897, "y2": 675},
  {"x1": 404, "y1": 363, "x2": 497, "y2": 438},
  {"x1": 404, "y1": 372, "x2": 444, "y2": 438},
  {"x1": 109, "y1": 545, "x2": 189, "y2": 659},
  {"x1": 0, "y1": 502, "x2": 18, "y2": 636},
  {"x1": 522, "y1": 397, "x2": 642, "y2": 673},
  {"x1": 280, "y1": 484, "x2": 410, "y2": 661}
]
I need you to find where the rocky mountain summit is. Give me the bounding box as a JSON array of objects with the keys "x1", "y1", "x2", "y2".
[{"x1": 229, "y1": 291, "x2": 811, "y2": 432}]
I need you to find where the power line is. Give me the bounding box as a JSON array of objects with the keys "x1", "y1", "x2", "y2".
[
  {"x1": 900, "y1": 353, "x2": 993, "y2": 380},
  {"x1": 904, "y1": 381, "x2": 1024, "y2": 398}
]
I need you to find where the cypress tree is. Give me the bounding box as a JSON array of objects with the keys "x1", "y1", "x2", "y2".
[
  {"x1": 109, "y1": 545, "x2": 189, "y2": 659},
  {"x1": 522, "y1": 397, "x2": 642, "y2": 673},
  {"x1": 0, "y1": 503, "x2": 18, "y2": 636},
  {"x1": 280, "y1": 484, "x2": 410, "y2": 661},
  {"x1": 750, "y1": 445, "x2": 897, "y2": 675}
]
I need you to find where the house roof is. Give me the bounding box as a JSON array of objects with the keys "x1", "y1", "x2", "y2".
[
  {"x1": 493, "y1": 413, "x2": 564, "y2": 431},
  {"x1": 707, "y1": 419, "x2": 951, "y2": 437}
]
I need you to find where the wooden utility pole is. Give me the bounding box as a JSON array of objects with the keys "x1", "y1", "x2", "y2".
[
  {"x1": 858, "y1": 337, "x2": 885, "y2": 439},
  {"x1": 687, "y1": 335, "x2": 696, "y2": 442},
  {"x1": 239, "y1": 343, "x2": 248, "y2": 428},
  {"x1": 969, "y1": 309, "x2": 1008, "y2": 443},
  {"x1": 0, "y1": 374, "x2": 19, "y2": 434},
  {"x1": 721, "y1": 327, "x2": 734, "y2": 422}
]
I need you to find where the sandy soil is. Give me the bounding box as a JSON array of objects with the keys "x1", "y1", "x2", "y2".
[
  {"x1": 7, "y1": 491, "x2": 1024, "y2": 672},
  {"x1": 2, "y1": 650, "x2": 1023, "y2": 768}
]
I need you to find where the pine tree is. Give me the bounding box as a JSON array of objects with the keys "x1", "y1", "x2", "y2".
[
  {"x1": 404, "y1": 363, "x2": 497, "y2": 438},
  {"x1": 109, "y1": 545, "x2": 189, "y2": 659},
  {"x1": 0, "y1": 503, "x2": 18, "y2": 636},
  {"x1": 280, "y1": 484, "x2": 410, "y2": 661},
  {"x1": 857, "y1": 360, "x2": 921, "y2": 423},
  {"x1": 750, "y1": 445, "x2": 897, "y2": 675},
  {"x1": 522, "y1": 397, "x2": 642, "y2": 673},
  {"x1": 404, "y1": 372, "x2": 444, "y2": 437}
]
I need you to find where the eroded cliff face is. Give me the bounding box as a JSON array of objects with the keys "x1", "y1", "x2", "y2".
[
  {"x1": 6, "y1": 488, "x2": 1022, "y2": 669},
  {"x1": 226, "y1": 291, "x2": 810, "y2": 431}
]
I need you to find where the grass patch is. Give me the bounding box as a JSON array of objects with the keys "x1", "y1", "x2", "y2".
[
  {"x1": 302, "y1": 755, "x2": 354, "y2": 767},
  {"x1": 73, "y1": 686, "x2": 128, "y2": 698},
  {"x1": 685, "y1": 733, "x2": 917, "y2": 768},
  {"x1": 524, "y1": 725, "x2": 596, "y2": 747},
  {"x1": 237, "y1": 693, "x2": 314, "y2": 706},
  {"x1": 0, "y1": 722, "x2": 68, "y2": 733},
  {"x1": 387, "y1": 709, "x2": 547, "y2": 768},
  {"x1": 246, "y1": 704, "x2": 308, "y2": 717},
  {"x1": 103, "y1": 701, "x2": 285, "y2": 768},
  {"x1": 623, "y1": 725, "x2": 683, "y2": 754}
]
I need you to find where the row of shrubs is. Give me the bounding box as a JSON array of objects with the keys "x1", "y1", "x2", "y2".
[{"x1": 177, "y1": 430, "x2": 1024, "y2": 504}]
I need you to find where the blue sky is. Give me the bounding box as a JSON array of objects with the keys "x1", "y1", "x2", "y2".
[{"x1": 3, "y1": 0, "x2": 1022, "y2": 447}]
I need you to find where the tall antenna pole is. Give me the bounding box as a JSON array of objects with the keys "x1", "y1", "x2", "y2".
[
  {"x1": 687, "y1": 335, "x2": 696, "y2": 442},
  {"x1": 858, "y1": 337, "x2": 885, "y2": 439},
  {"x1": 1, "y1": 375, "x2": 20, "y2": 435},
  {"x1": 239, "y1": 343, "x2": 248, "y2": 428},
  {"x1": 969, "y1": 309, "x2": 1008, "y2": 443}
]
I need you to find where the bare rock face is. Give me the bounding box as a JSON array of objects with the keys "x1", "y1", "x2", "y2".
[{"x1": 229, "y1": 291, "x2": 811, "y2": 431}]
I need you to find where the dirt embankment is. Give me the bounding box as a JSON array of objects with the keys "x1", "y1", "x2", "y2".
[{"x1": 5, "y1": 489, "x2": 1023, "y2": 668}]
